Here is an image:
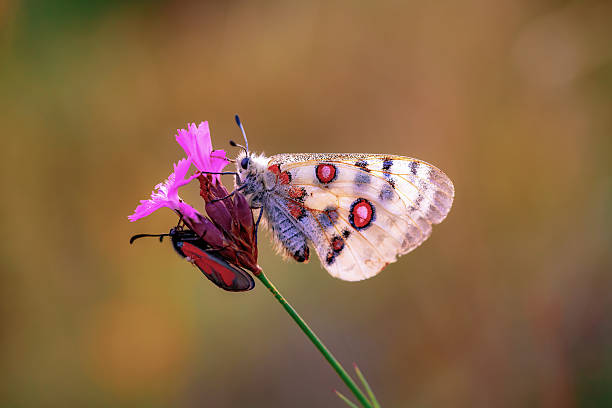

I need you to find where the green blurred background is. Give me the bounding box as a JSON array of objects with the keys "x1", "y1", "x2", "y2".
[{"x1": 1, "y1": 1, "x2": 611, "y2": 407}]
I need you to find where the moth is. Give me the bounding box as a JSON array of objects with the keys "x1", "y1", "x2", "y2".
[
  {"x1": 232, "y1": 118, "x2": 454, "y2": 281},
  {"x1": 130, "y1": 226, "x2": 255, "y2": 291}
]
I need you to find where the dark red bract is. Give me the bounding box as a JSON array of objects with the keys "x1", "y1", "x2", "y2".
[{"x1": 180, "y1": 174, "x2": 260, "y2": 274}]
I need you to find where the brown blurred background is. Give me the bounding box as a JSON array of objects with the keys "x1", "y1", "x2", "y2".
[{"x1": 1, "y1": 1, "x2": 611, "y2": 407}]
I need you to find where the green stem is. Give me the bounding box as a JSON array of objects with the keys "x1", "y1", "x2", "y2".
[{"x1": 256, "y1": 271, "x2": 372, "y2": 408}]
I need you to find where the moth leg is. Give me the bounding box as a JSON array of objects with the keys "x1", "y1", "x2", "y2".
[{"x1": 181, "y1": 235, "x2": 201, "y2": 242}]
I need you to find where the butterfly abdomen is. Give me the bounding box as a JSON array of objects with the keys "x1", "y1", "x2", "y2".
[{"x1": 264, "y1": 200, "x2": 310, "y2": 263}]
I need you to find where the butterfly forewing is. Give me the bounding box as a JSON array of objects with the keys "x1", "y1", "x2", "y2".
[{"x1": 267, "y1": 153, "x2": 454, "y2": 281}]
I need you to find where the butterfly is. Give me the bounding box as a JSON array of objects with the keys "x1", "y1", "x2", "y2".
[
  {"x1": 130, "y1": 225, "x2": 255, "y2": 291},
  {"x1": 232, "y1": 117, "x2": 454, "y2": 281}
]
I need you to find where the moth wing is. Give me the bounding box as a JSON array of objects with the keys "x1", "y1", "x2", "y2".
[
  {"x1": 270, "y1": 153, "x2": 454, "y2": 281},
  {"x1": 180, "y1": 242, "x2": 255, "y2": 291}
]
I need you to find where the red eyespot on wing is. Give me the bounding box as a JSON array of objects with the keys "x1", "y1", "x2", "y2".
[
  {"x1": 315, "y1": 164, "x2": 337, "y2": 184},
  {"x1": 331, "y1": 236, "x2": 344, "y2": 252},
  {"x1": 349, "y1": 198, "x2": 375, "y2": 230},
  {"x1": 180, "y1": 242, "x2": 255, "y2": 291}
]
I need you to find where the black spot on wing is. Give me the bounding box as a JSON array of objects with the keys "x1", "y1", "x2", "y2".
[
  {"x1": 382, "y1": 158, "x2": 396, "y2": 189},
  {"x1": 325, "y1": 250, "x2": 336, "y2": 265},
  {"x1": 353, "y1": 160, "x2": 372, "y2": 187},
  {"x1": 325, "y1": 235, "x2": 346, "y2": 265},
  {"x1": 355, "y1": 160, "x2": 370, "y2": 172},
  {"x1": 379, "y1": 184, "x2": 395, "y2": 201},
  {"x1": 318, "y1": 206, "x2": 339, "y2": 229},
  {"x1": 382, "y1": 158, "x2": 393, "y2": 171},
  {"x1": 409, "y1": 161, "x2": 418, "y2": 175},
  {"x1": 355, "y1": 172, "x2": 371, "y2": 186}
]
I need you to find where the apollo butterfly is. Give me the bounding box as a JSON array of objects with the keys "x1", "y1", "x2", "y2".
[{"x1": 232, "y1": 117, "x2": 454, "y2": 281}]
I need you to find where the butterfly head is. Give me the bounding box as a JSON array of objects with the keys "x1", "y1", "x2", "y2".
[{"x1": 235, "y1": 150, "x2": 270, "y2": 193}]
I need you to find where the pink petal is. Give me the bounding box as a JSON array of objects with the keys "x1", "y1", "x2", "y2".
[
  {"x1": 210, "y1": 149, "x2": 229, "y2": 174},
  {"x1": 175, "y1": 121, "x2": 229, "y2": 181},
  {"x1": 128, "y1": 158, "x2": 201, "y2": 222},
  {"x1": 168, "y1": 158, "x2": 199, "y2": 201},
  {"x1": 177, "y1": 201, "x2": 200, "y2": 223}
]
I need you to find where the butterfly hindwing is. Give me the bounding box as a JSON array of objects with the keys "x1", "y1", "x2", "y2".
[{"x1": 267, "y1": 153, "x2": 454, "y2": 281}]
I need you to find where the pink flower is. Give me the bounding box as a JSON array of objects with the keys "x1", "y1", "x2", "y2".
[
  {"x1": 129, "y1": 118, "x2": 261, "y2": 274},
  {"x1": 128, "y1": 158, "x2": 200, "y2": 222},
  {"x1": 176, "y1": 121, "x2": 229, "y2": 181}
]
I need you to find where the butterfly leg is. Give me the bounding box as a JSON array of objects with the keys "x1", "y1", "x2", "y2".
[
  {"x1": 210, "y1": 184, "x2": 247, "y2": 203},
  {"x1": 254, "y1": 206, "x2": 265, "y2": 245}
]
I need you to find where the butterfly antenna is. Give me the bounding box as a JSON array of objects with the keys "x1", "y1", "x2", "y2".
[
  {"x1": 229, "y1": 140, "x2": 248, "y2": 156},
  {"x1": 212, "y1": 154, "x2": 235, "y2": 164},
  {"x1": 235, "y1": 114, "x2": 249, "y2": 153}
]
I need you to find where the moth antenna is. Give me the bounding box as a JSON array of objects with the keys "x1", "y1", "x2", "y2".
[
  {"x1": 234, "y1": 114, "x2": 249, "y2": 153},
  {"x1": 130, "y1": 233, "x2": 171, "y2": 244}
]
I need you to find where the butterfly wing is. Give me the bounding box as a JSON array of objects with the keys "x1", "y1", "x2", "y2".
[
  {"x1": 267, "y1": 153, "x2": 454, "y2": 281},
  {"x1": 180, "y1": 242, "x2": 255, "y2": 291}
]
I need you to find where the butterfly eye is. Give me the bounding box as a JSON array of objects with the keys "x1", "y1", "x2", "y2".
[{"x1": 240, "y1": 157, "x2": 250, "y2": 170}]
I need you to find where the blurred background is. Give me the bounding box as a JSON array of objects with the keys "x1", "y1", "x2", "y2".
[{"x1": 1, "y1": 1, "x2": 611, "y2": 407}]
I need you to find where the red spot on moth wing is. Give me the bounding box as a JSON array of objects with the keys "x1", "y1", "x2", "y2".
[{"x1": 181, "y1": 242, "x2": 254, "y2": 291}]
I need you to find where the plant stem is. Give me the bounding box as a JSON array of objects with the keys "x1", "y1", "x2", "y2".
[{"x1": 256, "y1": 271, "x2": 373, "y2": 408}]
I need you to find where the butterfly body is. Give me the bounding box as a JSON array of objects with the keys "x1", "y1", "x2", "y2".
[{"x1": 235, "y1": 152, "x2": 454, "y2": 281}]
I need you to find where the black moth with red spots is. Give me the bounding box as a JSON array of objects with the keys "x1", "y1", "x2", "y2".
[
  {"x1": 130, "y1": 228, "x2": 255, "y2": 292},
  {"x1": 349, "y1": 198, "x2": 375, "y2": 230}
]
